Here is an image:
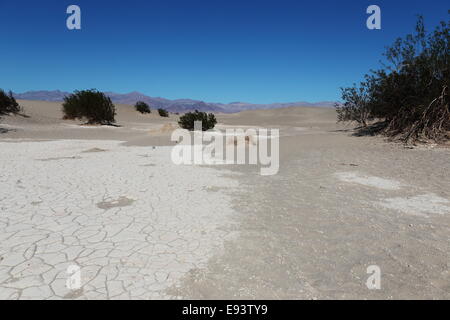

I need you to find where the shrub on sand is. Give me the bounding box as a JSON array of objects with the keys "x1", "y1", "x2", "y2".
[
  {"x1": 178, "y1": 110, "x2": 217, "y2": 131},
  {"x1": 336, "y1": 16, "x2": 449, "y2": 143},
  {"x1": 62, "y1": 89, "x2": 116, "y2": 124},
  {"x1": 135, "y1": 101, "x2": 151, "y2": 114},
  {"x1": 0, "y1": 89, "x2": 21, "y2": 116},
  {"x1": 158, "y1": 108, "x2": 169, "y2": 117}
]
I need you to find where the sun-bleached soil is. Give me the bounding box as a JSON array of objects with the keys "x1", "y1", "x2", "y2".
[{"x1": 0, "y1": 100, "x2": 449, "y2": 299}]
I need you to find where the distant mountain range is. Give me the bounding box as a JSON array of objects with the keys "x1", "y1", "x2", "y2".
[{"x1": 14, "y1": 90, "x2": 336, "y2": 113}]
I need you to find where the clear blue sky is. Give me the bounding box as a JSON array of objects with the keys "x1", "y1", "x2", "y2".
[{"x1": 0, "y1": 0, "x2": 448, "y2": 103}]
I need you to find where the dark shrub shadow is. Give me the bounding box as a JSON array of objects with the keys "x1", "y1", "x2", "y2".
[
  {"x1": 353, "y1": 121, "x2": 388, "y2": 137},
  {"x1": 329, "y1": 128, "x2": 353, "y2": 133},
  {"x1": 0, "y1": 127, "x2": 16, "y2": 134},
  {"x1": 80, "y1": 121, "x2": 122, "y2": 127}
]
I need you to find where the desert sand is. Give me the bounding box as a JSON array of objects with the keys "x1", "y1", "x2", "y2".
[{"x1": 0, "y1": 100, "x2": 449, "y2": 299}]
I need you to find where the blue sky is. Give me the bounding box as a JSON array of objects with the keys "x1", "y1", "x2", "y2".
[{"x1": 0, "y1": 0, "x2": 448, "y2": 103}]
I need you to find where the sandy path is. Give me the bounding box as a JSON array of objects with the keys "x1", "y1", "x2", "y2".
[{"x1": 169, "y1": 130, "x2": 450, "y2": 299}]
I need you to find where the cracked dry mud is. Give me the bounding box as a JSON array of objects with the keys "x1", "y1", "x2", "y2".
[{"x1": 0, "y1": 140, "x2": 239, "y2": 299}]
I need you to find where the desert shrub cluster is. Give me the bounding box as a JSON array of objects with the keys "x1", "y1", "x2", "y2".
[
  {"x1": 62, "y1": 89, "x2": 116, "y2": 124},
  {"x1": 336, "y1": 15, "x2": 449, "y2": 143},
  {"x1": 135, "y1": 101, "x2": 151, "y2": 114},
  {"x1": 158, "y1": 108, "x2": 169, "y2": 117},
  {"x1": 0, "y1": 89, "x2": 21, "y2": 117},
  {"x1": 178, "y1": 110, "x2": 217, "y2": 131}
]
